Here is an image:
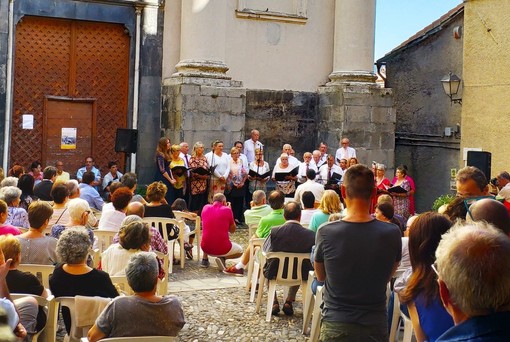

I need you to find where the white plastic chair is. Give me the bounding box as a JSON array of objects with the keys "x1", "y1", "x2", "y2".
[
  {"x1": 11, "y1": 293, "x2": 56, "y2": 342},
  {"x1": 142, "y1": 217, "x2": 186, "y2": 269},
  {"x1": 302, "y1": 270, "x2": 316, "y2": 334},
  {"x1": 173, "y1": 210, "x2": 202, "y2": 261},
  {"x1": 88, "y1": 248, "x2": 100, "y2": 268},
  {"x1": 388, "y1": 291, "x2": 414, "y2": 342},
  {"x1": 309, "y1": 285, "x2": 323, "y2": 342},
  {"x1": 154, "y1": 250, "x2": 169, "y2": 295},
  {"x1": 255, "y1": 251, "x2": 310, "y2": 322},
  {"x1": 248, "y1": 223, "x2": 258, "y2": 238},
  {"x1": 18, "y1": 264, "x2": 55, "y2": 289},
  {"x1": 93, "y1": 230, "x2": 117, "y2": 253},
  {"x1": 245, "y1": 238, "x2": 265, "y2": 294},
  {"x1": 110, "y1": 276, "x2": 134, "y2": 296}
]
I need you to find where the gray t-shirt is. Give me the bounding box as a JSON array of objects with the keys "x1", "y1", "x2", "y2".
[
  {"x1": 315, "y1": 219, "x2": 401, "y2": 326},
  {"x1": 17, "y1": 236, "x2": 58, "y2": 265},
  {"x1": 95, "y1": 295, "x2": 185, "y2": 338}
]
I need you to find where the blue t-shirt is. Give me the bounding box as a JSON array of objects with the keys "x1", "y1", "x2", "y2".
[{"x1": 415, "y1": 293, "x2": 454, "y2": 341}]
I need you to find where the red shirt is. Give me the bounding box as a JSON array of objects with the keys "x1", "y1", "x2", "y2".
[{"x1": 200, "y1": 202, "x2": 234, "y2": 256}]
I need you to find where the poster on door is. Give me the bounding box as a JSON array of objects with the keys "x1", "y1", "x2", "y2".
[{"x1": 61, "y1": 128, "x2": 77, "y2": 149}]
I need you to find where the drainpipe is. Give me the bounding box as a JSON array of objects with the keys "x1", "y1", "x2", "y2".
[
  {"x1": 3, "y1": 0, "x2": 14, "y2": 171},
  {"x1": 130, "y1": 5, "x2": 142, "y2": 172}
]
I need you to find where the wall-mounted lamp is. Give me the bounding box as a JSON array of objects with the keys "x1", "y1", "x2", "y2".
[{"x1": 441, "y1": 72, "x2": 462, "y2": 105}]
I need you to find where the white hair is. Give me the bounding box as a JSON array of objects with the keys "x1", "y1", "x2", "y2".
[
  {"x1": 67, "y1": 198, "x2": 90, "y2": 222},
  {"x1": 436, "y1": 221, "x2": 510, "y2": 316}
]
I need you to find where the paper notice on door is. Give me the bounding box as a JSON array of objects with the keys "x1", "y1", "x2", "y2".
[
  {"x1": 61, "y1": 128, "x2": 77, "y2": 149},
  {"x1": 22, "y1": 114, "x2": 33, "y2": 129}
]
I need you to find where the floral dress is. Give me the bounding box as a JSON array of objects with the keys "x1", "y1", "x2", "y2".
[{"x1": 393, "y1": 179, "x2": 411, "y2": 219}]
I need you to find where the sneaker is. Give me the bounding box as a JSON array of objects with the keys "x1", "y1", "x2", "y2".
[
  {"x1": 215, "y1": 257, "x2": 226, "y2": 271},
  {"x1": 223, "y1": 265, "x2": 244, "y2": 276},
  {"x1": 200, "y1": 259, "x2": 210, "y2": 268}
]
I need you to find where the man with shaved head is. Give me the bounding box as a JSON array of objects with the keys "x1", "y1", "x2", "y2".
[{"x1": 467, "y1": 198, "x2": 510, "y2": 236}]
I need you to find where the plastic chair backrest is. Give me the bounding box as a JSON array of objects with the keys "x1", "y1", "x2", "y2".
[
  {"x1": 264, "y1": 251, "x2": 310, "y2": 286},
  {"x1": 18, "y1": 264, "x2": 55, "y2": 289},
  {"x1": 154, "y1": 250, "x2": 169, "y2": 295},
  {"x1": 142, "y1": 217, "x2": 186, "y2": 269},
  {"x1": 93, "y1": 230, "x2": 118, "y2": 253},
  {"x1": 11, "y1": 293, "x2": 55, "y2": 342},
  {"x1": 109, "y1": 276, "x2": 134, "y2": 296},
  {"x1": 172, "y1": 211, "x2": 202, "y2": 260}
]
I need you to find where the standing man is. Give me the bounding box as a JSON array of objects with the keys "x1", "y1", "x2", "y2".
[
  {"x1": 455, "y1": 166, "x2": 489, "y2": 197},
  {"x1": 335, "y1": 137, "x2": 356, "y2": 163},
  {"x1": 318, "y1": 155, "x2": 343, "y2": 194},
  {"x1": 76, "y1": 156, "x2": 101, "y2": 188},
  {"x1": 276, "y1": 144, "x2": 300, "y2": 167},
  {"x1": 338, "y1": 158, "x2": 348, "y2": 176},
  {"x1": 34, "y1": 166, "x2": 57, "y2": 201},
  {"x1": 180, "y1": 142, "x2": 192, "y2": 205},
  {"x1": 55, "y1": 161, "x2": 70, "y2": 183},
  {"x1": 244, "y1": 129, "x2": 263, "y2": 164},
  {"x1": 318, "y1": 142, "x2": 328, "y2": 168},
  {"x1": 297, "y1": 152, "x2": 318, "y2": 185},
  {"x1": 314, "y1": 164, "x2": 401, "y2": 341}
]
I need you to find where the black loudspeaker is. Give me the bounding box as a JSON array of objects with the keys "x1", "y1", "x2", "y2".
[
  {"x1": 115, "y1": 128, "x2": 138, "y2": 153},
  {"x1": 467, "y1": 151, "x2": 491, "y2": 179}
]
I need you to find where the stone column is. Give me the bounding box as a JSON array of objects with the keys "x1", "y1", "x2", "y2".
[
  {"x1": 173, "y1": 0, "x2": 230, "y2": 81},
  {"x1": 329, "y1": 0, "x2": 377, "y2": 84}
]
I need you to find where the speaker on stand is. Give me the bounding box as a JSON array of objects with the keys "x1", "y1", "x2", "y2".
[{"x1": 467, "y1": 151, "x2": 491, "y2": 180}]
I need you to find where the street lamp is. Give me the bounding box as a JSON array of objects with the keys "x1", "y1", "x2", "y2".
[{"x1": 441, "y1": 72, "x2": 462, "y2": 105}]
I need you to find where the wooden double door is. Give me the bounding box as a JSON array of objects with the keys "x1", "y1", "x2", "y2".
[{"x1": 12, "y1": 16, "x2": 130, "y2": 174}]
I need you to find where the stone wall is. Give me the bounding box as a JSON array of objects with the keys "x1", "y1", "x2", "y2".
[
  {"x1": 318, "y1": 84, "x2": 395, "y2": 172},
  {"x1": 244, "y1": 90, "x2": 319, "y2": 166}
]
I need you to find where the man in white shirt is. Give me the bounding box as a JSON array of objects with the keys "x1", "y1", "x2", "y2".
[
  {"x1": 339, "y1": 158, "x2": 348, "y2": 176},
  {"x1": 496, "y1": 171, "x2": 510, "y2": 201},
  {"x1": 318, "y1": 142, "x2": 328, "y2": 168},
  {"x1": 294, "y1": 169, "x2": 324, "y2": 207},
  {"x1": 276, "y1": 144, "x2": 300, "y2": 167},
  {"x1": 297, "y1": 152, "x2": 318, "y2": 184},
  {"x1": 318, "y1": 155, "x2": 343, "y2": 190},
  {"x1": 179, "y1": 142, "x2": 191, "y2": 168},
  {"x1": 243, "y1": 129, "x2": 263, "y2": 164},
  {"x1": 335, "y1": 137, "x2": 356, "y2": 163}
]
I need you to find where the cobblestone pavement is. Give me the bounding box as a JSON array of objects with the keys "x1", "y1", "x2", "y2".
[{"x1": 170, "y1": 227, "x2": 309, "y2": 341}]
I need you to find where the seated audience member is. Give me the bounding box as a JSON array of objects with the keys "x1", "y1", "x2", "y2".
[
  {"x1": 0, "y1": 235, "x2": 48, "y2": 334},
  {"x1": 66, "y1": 179, "x2": 80, "y2": 199},
  {"x1": 309, "y1": 190, "x2": 342, "y2": 233},
  {"x1": 33, "y1": 166, "x2": 56, "y2": 201},
  {"x1": 97, "y1": 188, "x2": 132, "y2": 231},
  {"x1": 79, "y1": 171, "x2": 104, "y2": 211},
  {"x1": 102, "y1": 161, "x2": 123, "y2": 198},
  {"x1": 223, "y1": 190, "x2": 285, "y2": 276},
  {"x1": 0, "y1": 200, "x2": 21, "y2": 236},
  {"x1": 101, "y1": 182, "x2": 125, "y2": 214},
  {"x1": 377, "y1": 194, "x2": 406, "y2": 231},
  {"x1": 112, "y1": 212, "x2": 167, "y2": 279},
  {"x1": 7, "y1": 164, "x2": 24, "y2": 178},
  {"x1": 0, "y1": 177, "x2": 18, "y2": 188},
  {"x1": 435, "y1": 222, "x2": 510, "y2": 341},
  {"x1": 243, "y1": 190, "x2": 272, "y2": 226},
  {"x1": 0, "y1": 247, "x2": 34, "y2": 341},
  {"x1": 263, "y1": 201, "x2": 315, "y2": 316},
  {"x1": 374, "y1": 202, "x2": 404, "y2": 235},
  {"x1": 121, "y1": 172, "x2": 146, "y2": 204},
  {"x1": 300, "y1": 191, "x2": 318, "y2": 226},
  {"x1": 455, "y1": 166, "x2": 489, "y2": 197},
  {"x1": 495, "y1": 171, "x2": 510, "y2": 200},
  {"x1": 399, "y1": 213, "x2": 454, "y2": 342},
  {"x1": 100, "y1": 220, "x2": 150, "y2": 276},
  {"x1": 17, "y1": 174, "x2": 37, "y2": 211},
  {"x1": 48, "y1": 183, "x2": 70, "y2": 226},
  {"x1": 17, "y1": 202, "x2": 57, "y2": 265},
  {"x1": 200, "y1": 193, "x2": 243, "y2": 269},
  {"x1": 28, "y1": 161, "x2": 42, "y2": 185},
  {"x1": 294, "y1": 169, "x2": 324, "y2": 207},
  {"x1": 0, "y1": 187, "x2": 29, "y2": 228},
  {"x1": 76, "y1": 157, "x2": 101, "y2": 187},
  {"x1": 0, "y1": 235, "x2": 43, "y2": 339},
  {"x1": 466, "y1": 198, "x2": 510, "y2": 236},
  {"x1": 144, "y1": 181, "x2": 178, "y2": 240},
  {"x1": 54, "y1": 161, "x2": 70, "y2": 183},
  {"x1": 51, "y1": 198, "x2": 94, "y2": 244},
  {"x1": 442, "y1": 195, "x2": 469, "y2": 222},
  {"x1": 87, "y1": 252, "x2": 185, "y2": 341},
  {"x1": 50, "y1": 228, "x2": 118, "y2": 335}
]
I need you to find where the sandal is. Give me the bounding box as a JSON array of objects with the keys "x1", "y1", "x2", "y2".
[
  {"x1": 271, "y1": 302, "x2": 280, "y2": 316},
  {"x1": 184, "y1": 242, "x2": 193, "y2": 251},
  {"x1": 282, "y1": 301, "x2": 294, "y2": 316},
  {"x1": 185, "y1": 249, "x2": 193, "y2": 260}
]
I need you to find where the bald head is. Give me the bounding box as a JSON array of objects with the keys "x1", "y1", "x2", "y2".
[
  {"x1": 126, "y1": 201, "x2": 145, "y2": 218},
  {"x1": 468, "y1": 199, "x2": 510, "y2": 235}
]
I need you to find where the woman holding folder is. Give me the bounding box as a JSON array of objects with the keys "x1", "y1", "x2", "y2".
[
  {"x1": 169, "y1": 144, "x2": 187, "y2": 203},
  {"x1": 390, "y1": 165, "x2": 411, "y2": 219},
  {"x1": 154, "y1": 137, "x2": 175, "y2": 204},
  {"x1": 189, "y1": 142, "x2": 209, "y2": 214},
  {"x1": 248, "y1": 148, "x2": 270, "y2": 194},
  {"x1": 272, "y1": 153, "x2": 298, "y2": 197}
]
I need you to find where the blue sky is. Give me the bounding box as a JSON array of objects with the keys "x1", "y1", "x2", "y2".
[{"x1": 375, "y1": 0, "x2": 463, "y2": 60}]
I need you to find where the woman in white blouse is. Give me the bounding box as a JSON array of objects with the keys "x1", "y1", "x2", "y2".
[
  {"x1": 248, "y1": 148, "x2": 270, "y2": 194},
  {"x1": 205, "y1": 140, "x2": 230, "y2": 202},
  {"x1": 272, "y1": 153, "x2": 298, "y2": 197}
]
